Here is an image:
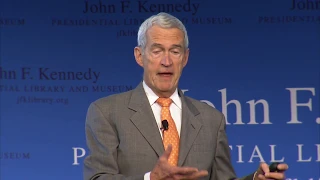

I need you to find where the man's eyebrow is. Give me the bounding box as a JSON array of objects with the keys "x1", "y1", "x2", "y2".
[
  {"x1": 150, "y1": 43, "x2": 163, "y2": 48},
  {"x1": 171, "y1": 44, "x2": 183, "y2": 49},
  {"x1": 150, "y1": 43, "x2": 183, "y2": 49}
]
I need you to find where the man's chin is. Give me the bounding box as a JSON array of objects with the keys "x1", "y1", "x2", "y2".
[
  {"x1": 156, "y1": 84, "x2": 174, "y2": 91},
  {"x1": 157, "y1": 86, "x2": 176, "y2": 94}
]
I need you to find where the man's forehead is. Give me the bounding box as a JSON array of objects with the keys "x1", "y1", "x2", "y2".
[
  {"x1": 147, "y1": 25, "x2": 184, "y2": 37},
  {"x1": 146, "y1": 26, "x2": 184, "y2": 45}
]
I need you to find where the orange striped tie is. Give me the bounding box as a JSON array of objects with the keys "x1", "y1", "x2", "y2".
[{"x1": 157, "y1": 98, "x2": 179, "y2": 166}]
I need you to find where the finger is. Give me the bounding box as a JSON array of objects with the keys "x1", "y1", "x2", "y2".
[
  {"x1": 277, "y1": 164, "x2": 289, "y2": 171},
  {"x1": 259, "y1": 162, "x2": 270, "y2": 174},
  {"x1": 161, "y1": 144, "x2": 172, "y2": 160},
  {"x1": 264, "y1": 172, "x2": 285, "y2": 180},
  {"x1": 185, "y1": 170, "x2": 209, "y2": 179},
  {"x1": 173, "y1": 170, "x2": 208, "y2": 180},
  {"x1": 172, "y1": 166, "x2": 199, "y2": 175},
  {"x1": 257, "y1": 174, "x2": 267, "y2": 180}
]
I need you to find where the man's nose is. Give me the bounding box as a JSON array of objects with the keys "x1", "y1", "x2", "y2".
[{"x1": 161, "y1": 54, "x2": 172, "y2": 66}]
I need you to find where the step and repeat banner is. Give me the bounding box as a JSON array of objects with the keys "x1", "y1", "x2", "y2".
[{"x1": 1, "y1": 0, "x2": 319, "y2": 179}]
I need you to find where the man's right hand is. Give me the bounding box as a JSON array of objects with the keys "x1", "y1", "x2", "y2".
[{"x1": 150, "y1": 145, "x2": 208, "y2": 180}]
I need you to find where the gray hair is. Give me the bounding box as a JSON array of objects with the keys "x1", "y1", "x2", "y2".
[{"x1": 137, "y1": 12, "x2": 189, "y2": 52}]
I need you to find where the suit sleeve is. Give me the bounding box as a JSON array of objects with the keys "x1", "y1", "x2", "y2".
[
  {"x1": 211, "y1": 114, "x2": 255, "y2": 180},
  {"x1": 211, "y1": 113, "x2": 237, "y2": 180},
  {"x1": 83, "y1": 102, "x2": 144, "y2": 180}
]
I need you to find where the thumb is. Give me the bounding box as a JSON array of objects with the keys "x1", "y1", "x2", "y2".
[{"x1": 162, "y1": 144, "x2": 172, "y2": 160}]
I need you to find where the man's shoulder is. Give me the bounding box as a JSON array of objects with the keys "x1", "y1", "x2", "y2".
[
  {"x1": 184, "y1": 95, "x2": 223, "y2": 117},
  {"x1": 90, "y1": 89, "x2": 134, "y2": 107}
]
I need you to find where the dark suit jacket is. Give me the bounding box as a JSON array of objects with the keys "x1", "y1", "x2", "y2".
[{"x1": 83, "y1": 82, "x2": 254, "y2": 180}]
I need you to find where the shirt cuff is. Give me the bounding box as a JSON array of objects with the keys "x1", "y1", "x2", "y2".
[
  {"x1": 144, "y1": 171, "x2": 151, "y2": 180},
  {"x1": 253, "y1": 171, "x2": 258, "y2": 180}
]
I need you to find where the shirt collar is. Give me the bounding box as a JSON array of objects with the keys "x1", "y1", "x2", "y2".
[{"x1": 142, "y1": 80, "x2": 181, "y2": 109}]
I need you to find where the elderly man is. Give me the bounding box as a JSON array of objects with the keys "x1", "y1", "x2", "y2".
[{"x1": 83, "y1": 12, "x2": 288, "y2": 180}]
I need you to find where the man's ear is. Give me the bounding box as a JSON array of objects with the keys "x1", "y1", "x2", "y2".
[
  {"x1": 134, "y1": 46, "x2": 143, "y2": 67},
  {"x1": 182, "y1": 48, "x2": 189, "y2": 67}
]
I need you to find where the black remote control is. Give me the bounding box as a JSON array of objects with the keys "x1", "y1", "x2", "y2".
[{"x1": 269, "y1": 162, "x2": 280, "y2": 172}]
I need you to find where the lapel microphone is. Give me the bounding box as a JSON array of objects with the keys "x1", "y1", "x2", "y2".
[
  {"x1": 268, "y1": 162, "x2": 280, "y2": 180},
  {"x1": 161, "y1": 120, "x2": 169, "y2": 130}
]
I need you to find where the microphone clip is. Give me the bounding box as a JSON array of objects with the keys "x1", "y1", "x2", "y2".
[{"x1": 161, "y1": 120, "x2": 169, "y2": 131}]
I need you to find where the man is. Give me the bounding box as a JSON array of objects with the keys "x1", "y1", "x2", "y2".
[{"x1": 83, "y1": 12, "x2": 288, "y2": 180}]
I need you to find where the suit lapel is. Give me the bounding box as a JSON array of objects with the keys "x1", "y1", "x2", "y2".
[
  {"x1": 178, "y1": 90, "x2": 202, "y2": 166},
  {"x1": 128, "y1": 83, "x2": 164, "y2": 157}
]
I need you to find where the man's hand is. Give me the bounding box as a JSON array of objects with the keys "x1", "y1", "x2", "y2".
[
  {"x1": 254, "y1": 162, "x2": 289, "y2": 180},
  {"x1": 150, "y1": 145, "x2": 208, "y2": 180}
]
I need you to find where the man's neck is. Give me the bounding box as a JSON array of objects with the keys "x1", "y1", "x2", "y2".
[{"x1": 143, "y1": 81, "x2": 177, "y2": 98}]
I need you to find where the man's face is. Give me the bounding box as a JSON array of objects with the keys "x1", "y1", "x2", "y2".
[{"x1": 134, "y1": 25, "x2": 189, "y2": 97}]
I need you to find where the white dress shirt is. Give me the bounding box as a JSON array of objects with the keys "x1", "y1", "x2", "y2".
[{"x1": 142, "y1": 81, "x2": 182, "y2": 179}]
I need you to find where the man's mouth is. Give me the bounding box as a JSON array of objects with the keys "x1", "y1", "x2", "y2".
[{"x1": 158, "y1": 72, "x2": 173, "y2": 76}]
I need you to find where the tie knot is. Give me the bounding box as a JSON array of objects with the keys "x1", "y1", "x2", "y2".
[{"x1": 157, "y1": 98, "x2": 172, "y2": 107}]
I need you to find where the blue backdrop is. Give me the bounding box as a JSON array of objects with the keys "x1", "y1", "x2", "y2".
[{"x1": 1, "y1": 0, "x2": 319, "y2": 179}]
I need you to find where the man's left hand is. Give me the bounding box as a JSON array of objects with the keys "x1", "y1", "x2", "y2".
[{"x1": 254, "y1": 162, "x2": 289, "y2": 180}]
